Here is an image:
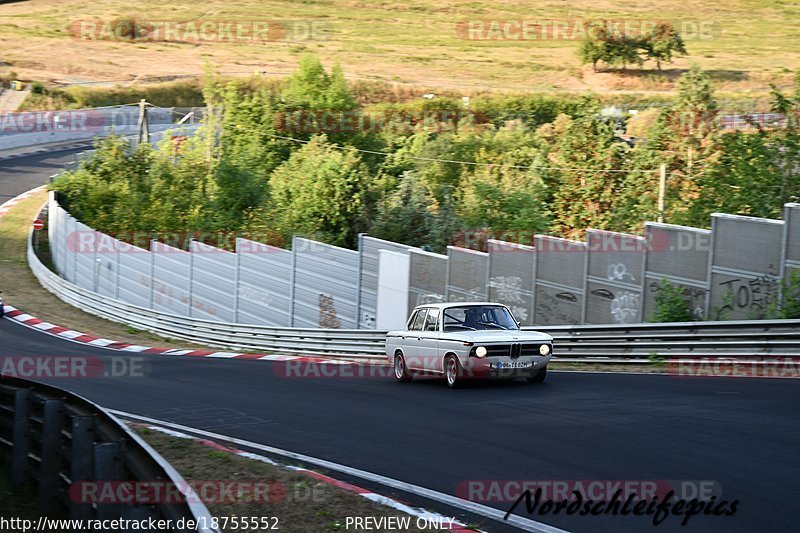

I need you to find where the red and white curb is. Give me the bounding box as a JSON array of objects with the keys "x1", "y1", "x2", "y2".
[
  {"x1": 142, "y1": 424, "x2": 482, "y2": 532},
  {"x1": 2, "y1": 304, "x2": 373, "y2": 366}
]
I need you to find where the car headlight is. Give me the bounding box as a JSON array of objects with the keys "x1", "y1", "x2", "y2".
[
  {"x1": 539, "y1": 344, "x2": 551, "y2": 356},
  {"x1": 475, "y1": 346, "x2": 487, "y2": 358}
]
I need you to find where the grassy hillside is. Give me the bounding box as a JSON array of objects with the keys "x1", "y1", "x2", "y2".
[{"x1": 1, "y1": 0, "x2": 798, "y2": 95}]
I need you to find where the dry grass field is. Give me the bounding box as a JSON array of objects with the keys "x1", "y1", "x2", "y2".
[{"x1": 0, "y1": 0, "x2": 798, "y2": 95}]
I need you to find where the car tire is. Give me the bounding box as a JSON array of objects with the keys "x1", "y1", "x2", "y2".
[
  {"x1": 394, "y1": 353, "x2": 412, "y2": 383},
  {"x1": 445, "y1": 354, "x2": 463, "y2": 389},
  {"x1": 527, "y1": 366, "x2": 547, "y2": 383}
]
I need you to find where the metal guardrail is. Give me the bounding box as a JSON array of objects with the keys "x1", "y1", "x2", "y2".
[
  {"x1": 0, "y1": 376, "x2": 218, "y2": 532},
  {"x1": 528, "y1": 321, "x2": 800, "y2": 359}
]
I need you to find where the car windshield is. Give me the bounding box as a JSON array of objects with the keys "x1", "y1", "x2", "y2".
[{"x1": 442, "y1": 306, "x2": 519, "y2": 331}]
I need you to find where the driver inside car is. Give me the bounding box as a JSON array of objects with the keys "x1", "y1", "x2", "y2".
[{"x1": 463, "y1": 308, "x2": 480, "y2": 329}]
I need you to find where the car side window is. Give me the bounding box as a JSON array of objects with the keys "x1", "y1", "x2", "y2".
[
  {"x1": 408, "y1": 309, "x2": 428, "y2": 331},
  {"x1": 424, "y1": 309, "x2": 440, "y2": 331},
  {"x1": 406, "y1": 310, "x2": 419, "y2": 330}
]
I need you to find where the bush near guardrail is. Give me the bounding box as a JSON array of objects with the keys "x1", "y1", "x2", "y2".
[{"x1": 0, "y1": 376, "x2": 217, "y2": 532}]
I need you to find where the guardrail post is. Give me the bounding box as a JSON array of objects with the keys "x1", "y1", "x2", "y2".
[
  {"x1": 70, "y1": 416, "x2": 95, "y2": 520},
  {"x1": 289, "y1": 235, "x2": 297, "y2": 327},
  {"x1": 11, "y1": 389, "x2": 31, "y2": 487},
  {"x1": 149, "y1": 239, "x2": 156, "y2": 310},
  {"x1": 93, "y1": 441, "x2": 123, "y2": 520},
  {"x1": 234, "y1": 243, "x2": 241, "y2": 323},
  {"x1": 115, "y1": 243, "x2": 121, "y2": 300},
  {"x1": 356, "y1": 233, "x2": 364, "y2": 329},
  {"x1": 188, "y1": 238, "x2": 195, "y2": 318},
  {"x1": 39, "y1": 399, "x2": 65, "y2": 514}
]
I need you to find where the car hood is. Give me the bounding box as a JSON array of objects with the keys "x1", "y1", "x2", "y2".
[{"x1": 440, "y1": 330, "x2": 553, "y2": 343}]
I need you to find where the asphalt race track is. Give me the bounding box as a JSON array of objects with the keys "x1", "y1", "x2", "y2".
[
  {"x1": 1, "y1": 318, "x2": 799, "y2": 532},
  {"x1": 0, "y1": 147, "x2": 87, "y2": 199},
  {"x1": 2, "y1": 152, "x2": 800, "y2": 533}
]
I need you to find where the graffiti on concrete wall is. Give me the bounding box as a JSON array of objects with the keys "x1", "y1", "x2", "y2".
[
  {"x1": 318, "y1": 294, "x2": 341, "y2": 329},
  {"x1": 536, "y1": 291, "x2": 580, "y2": 325},
  {"x1": 716, "y1": 273, "x2": 779, "y2": 316},
  {"x1": 607, "y1": 263, "x2": 636, "y2": 282},
  {"x1": 611, "y1": 290, "x2": 640, "y2": 323},
  {"x1": 448, "y1": 287, "x2": 485, "y2": 303},
  {"x1": 489, "y1": 276, "x2": 524, "y2": 303},
  {"x1": 416, "y1": 293, "x2": 445, "y2": 306},
  {"x1": 489, "y1": 275, "x2": 528, "y2": 321},
  {"x1": 591, "y1": 287, "x2": 640, "y2": 324}
]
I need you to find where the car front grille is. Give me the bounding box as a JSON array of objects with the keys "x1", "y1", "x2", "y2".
[{"x1": 482, "y1": 343, "x2": 548, "y2": 358}]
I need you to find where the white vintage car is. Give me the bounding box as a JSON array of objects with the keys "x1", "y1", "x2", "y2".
[{"x1": 385, "y1": 302, "x2": 553, "y2": 388}]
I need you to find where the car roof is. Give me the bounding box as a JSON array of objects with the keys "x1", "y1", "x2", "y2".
[{"x1": 413, "y1": 302, "x2": 508, "y2": 310}]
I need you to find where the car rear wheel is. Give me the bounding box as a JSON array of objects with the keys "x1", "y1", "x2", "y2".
[
  {"x1": 445, "y1": 355, "x2": 462, "y2": 389},
  {"x1": 394, "y1": 353, "x2": 412, "y2": 383},
  {"x1": 527, "y1": 366, "x2": 547, "y2": 383}
]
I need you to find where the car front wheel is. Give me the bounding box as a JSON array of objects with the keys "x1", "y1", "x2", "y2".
[
  {"x1": 527, "y1": 366, "x2": 547, "y2": 383},
  {"x1": 445, "y1": 355, "x2": 462, "y2": 389},
  {"x1": 394, "y1": 353, "x2": 412, "y2": 383}
]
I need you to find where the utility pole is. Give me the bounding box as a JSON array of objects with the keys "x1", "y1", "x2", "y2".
[
  {"x1": 657, "y1": 163, "x2": 667, "y2": 223},
  {"x1": 136, "y1": 99, "x2": 149, "y2": 145}
]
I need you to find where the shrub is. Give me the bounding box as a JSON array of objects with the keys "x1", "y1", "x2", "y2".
[{"x1": 651, "y1": 279, "x2": 696, "y2": 322}]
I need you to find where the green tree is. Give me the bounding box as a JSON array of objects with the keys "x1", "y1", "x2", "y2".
[
  {"x1": 459, "y1": 129, "x2": 551, "y2": 237},
  {"x1": 51, "y1": 135, "x2": 155, "y2": 232},
  {"x1": 576, "y1": 23, "x2": 643, "y2": 71},
  {"x1": 768, "y1": 69, "x2": 800, "y2": 207},
  {"x1": 370, "y1": 171, "x2": 436, "y2": 247},
  {"x1": 577, "y1": 37, "x2": 606, "y2": 72},
  {"x1": 326, "y1": 63, "x2": 357, "y2": 111},
  {"x1": 682, "y1": 130, "x2": 783, "y2": 223},
  {"x1": 282, "y1": 54, "x2": 355, "y2": 111},
  {"x1": 539, "y1": 111, "x2": 630, "y2": 237},
  {"x1": 643, "y1": 22, "x2": 687, "y2": 71},
  {"x1": 664, "y1": 66, "x2": 723, "y2": 226},
  {"x1": 606, "y1": 35, "x2": 644, "y2": 71},
  {"x1": 267, "y1": 135, "x2": 370, "y2": 247},
  {"x1": 460, "y1": 168, "x2": 550, "y2": 237}
]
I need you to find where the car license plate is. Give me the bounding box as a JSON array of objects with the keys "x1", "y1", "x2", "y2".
[{"x1": 492, "y1": 361, "x2": 533, "y2": 369}]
